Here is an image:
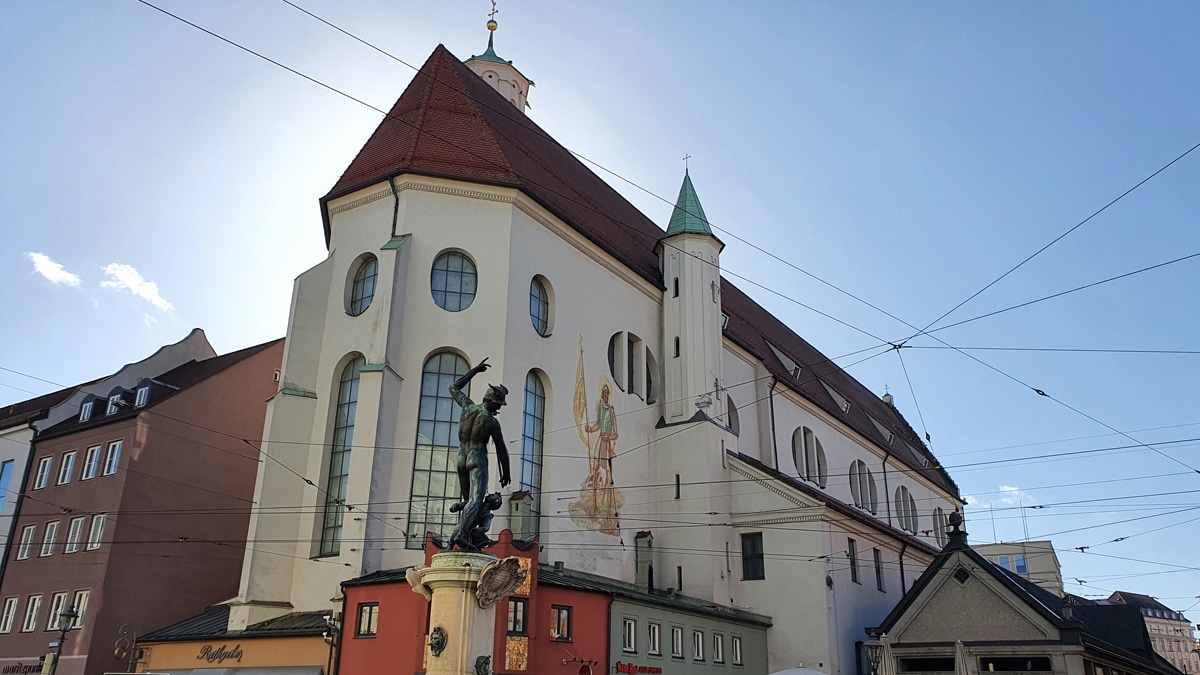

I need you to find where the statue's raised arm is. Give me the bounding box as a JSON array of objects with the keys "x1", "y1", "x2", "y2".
[{"x1": 450, "y1": 357, "x2": 490, "y2": 408}]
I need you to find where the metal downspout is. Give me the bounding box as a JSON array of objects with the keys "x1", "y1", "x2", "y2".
[
  {"x1": 898, "y1": 542, "x2": 909, "y2": 592},
  {"x1": 388, "y1": 176, "x2": 400, "y2": 237}
]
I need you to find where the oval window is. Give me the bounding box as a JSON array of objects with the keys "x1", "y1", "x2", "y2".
[
  {"x1": 347, "y1": 256, "x2": 378, "y2": 316},
  {"x1": 529, "y1": 277, "x2": 552, "y2": 336},
  {"x1": 431, "y1": 252, "x2": 477, "y2": 312}
]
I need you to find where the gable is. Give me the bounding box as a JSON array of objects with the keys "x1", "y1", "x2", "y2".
[{"x1": 891, "y1": 554, "x2": 1059, "y2": 644}]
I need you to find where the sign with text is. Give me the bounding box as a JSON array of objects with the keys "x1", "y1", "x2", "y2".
[{"x1": 197, "y1": 643, "x2": 244, "y2": 665}]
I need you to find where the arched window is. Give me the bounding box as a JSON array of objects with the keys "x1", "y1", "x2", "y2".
[
  {"x1": 430, "y1": 251, "x2": 477, "y2": 312},
  {"x1": 673, "y1": 337, "x2": 680, "y2": 358},
  {"x1": 895, "y1": 485, "x2": 918, "y2": 533},
  {"x1": 933, "y1": 507, "x2": 948, "y2": 547},
  {"x1": 406, "y1": 352, "x2": 470, "y2": 548},
  {"x1": 348, "y1": 256, "x2": 378, "y2": 316},
  {"x1": 726, "y1": 396, "x2": 740, "y2": 436},
  {"x1": 849, "y1": 460, "x2": 878, "y2": 514},
  {"x1": 529, "y1": 277, "x2": 551, "y2": 336},
  {"x1": 520, "y1": 372, "x2": 546, "y2": 536},
  {"x1": 791, "y1": 427, "x2": 828, "y2": 488},
  {"x1": 320, "y1": 355, "x2": 364, "y2": 555}
]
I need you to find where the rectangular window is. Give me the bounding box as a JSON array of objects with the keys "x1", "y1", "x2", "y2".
[
  {"x1": 103, "y1": 441, "x2": 122, "y2": 475},
  {"x1": 34, "y1": 457, "x2": 52, "y2": 490},
  {"x1": 623, "y1": 617, "x2": 637, "y2": 653},
  {"x1": 648, "y1": 623, "x2": 661, "y2": 656},
  {"x1": 107, "y1": 395, "x2": 121, "y2": 415},
  {"x1": 70, "y1": 590, "x2": 89, "y2": 628},
  {"x1": 732, "y1": 636, "x2": 743, "y2": 666},
  {"x1": 21, "y1": 596, "x2": 41, "y2": 632},
  {"x1": 1014, "y1": 554, "x2": 1028, "y2": 574},
  {"x1": 551, "y1": 606, "x2": 571, "y2": 641},
  {"x1": 874, "y1": 548, "x2": 885, "y2": 592},
  {"x1": 79, "y1": 401, "x2": 93, "y2": 422},
  {"x1": 87, "y1": 514, "x2": 106, "y2": 550},
  {"x1": 848, "y1": 538, "x2": 860, "y2": 584},
  {"x1": 82, "y1": 446, "x2": 101, "y2": 480},
  {"x1": 355, "y1": 602, "x2": 378, "y2": 637},
  {"x1": 998, "y1": 555, "x2": 1010, "y2": 570},
  {"x1": 507, "y1": 598, "x2": 527, "y2": 636},
  {"x1": 57, "y1": 452, "x2": 76, "y2": 485},
  {"x1": 714, "y1": 633, "x2": 725, "y2": 663},
  {"x1": 16, "y1": 525, "x2": 36, "y2": 560},
  {"x1": 0, "y1": 460, "x2": 13, "y2": 512},
  {"x1": 65, "y1": 517, "x2": 86, "y2": 554},
  {"x1": 671, "y1": 626, "x2": 684, "y2": 658},
  {"x1": 0, "y1": 598, "x2": 16, "y2": 633},
  {"x1": 693, "y1": 629, "x2": 705, "y2": 661},
  {"x1": 741, "y1": 532, "x2": 765, "y2": 580},
  {"x1": 46, "y1": 593, "x2": 68, "y2": 631},
  {"x1": 40, "y1": 521, "x2": 59, "y2": 557},
  {"x1": 135, "y1": 387, "x2": 149, "y2": 407},
  {"x1": 978, "y1": 657, "x2": 1053, "y2": 672}
]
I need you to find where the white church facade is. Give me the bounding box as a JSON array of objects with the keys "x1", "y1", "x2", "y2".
[{"x1": 228, "y1": 28, "x2": 964, "y2": 675}]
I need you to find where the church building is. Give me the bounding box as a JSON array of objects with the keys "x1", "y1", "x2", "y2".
[{"x1": 224, "y1": 21, "x2": 964, "y2": 675}]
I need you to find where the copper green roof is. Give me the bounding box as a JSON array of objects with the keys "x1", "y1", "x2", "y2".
[
  {"x1": 665, "y1": 170, "x2": 713, "y2": 237},
  {"x1": 467, "y1": 33, "x2": 534, "y2": 84}
]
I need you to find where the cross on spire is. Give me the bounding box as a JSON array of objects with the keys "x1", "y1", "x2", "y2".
[
  {"x1": 682, "y1": 153, "x2": 692, "y2": 172},
  {"x1": 489, "y1": 1, "x2": 499, "y2": 20}
]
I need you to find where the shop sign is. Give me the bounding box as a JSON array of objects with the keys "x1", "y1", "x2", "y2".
[
  {"x1": 1, "y1": 664, "x2": 41, "y2": 674},
  {"x1": 616, "y1": 662, "x2": 662, "y2": 674},
  {"x1": 197, "y1": 643, "x2": 244, "y2": 664}
]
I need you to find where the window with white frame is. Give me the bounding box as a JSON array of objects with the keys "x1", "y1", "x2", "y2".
[
  {"x1": 693, "y1": 629, "x2": 705, "y2": 661},
  {"x1": 79, "y1": 401, "x2": 93, "y2": 422},
  {"x1": 933, "y1": 507, "x2": 948, "y2": 546},
  {"x1": 671, "y1": 626, "x2": 684, "y2": 658},
  {"x1": 34, "y1": 457, "x2": 52, "y2": 489},
  {"x1": 40, "y1": 521, "x2": 59, "y2": 557},
  {"x1": 135, "y1": 386, "x2": 149, "y2": 407},
  {"x1": 874, "y1": 548, "x2": 886, "y2": 592},
  {"x1": 849, "y1": 460, "x2": 878, "y2": 513},
  {"x1": 848, "y1": 537, "x2": 860, "y2": 584},
  {"x1": 82, "y1": 446, "x2": 100, "y2": 480},
  {"x1": 20, "y1": 595, "x2": 40, "y2": 632},
  {"x1": 792, "y1": 427, "x2": 828, "y2": 487},
  {"x1": 732, "y1": 636, "x2": 743, "y2": 665},
  {"x1": 622, "y1": 617, "x2": 637, "y2": 652},
  {"x1": 46, "y1": 593, "x2": 68, "y2": 631},
  {"x1": 320, "y1": 356, "x2": 364, "y2": 555},
  {"x1": 0, "y1": 598, "x2": 16, "y2": 633},
  {"x1": 16, "y1": 525, "x2": 35, "y2": 560},
  {"x1": 895, "y1": 485, "x2": 918, "y2": 533},
  {"x1": 648, "y1": 623, "x2": 661, "y2": 656},
  {"x1": 713, "y1": 633, "x2": 725, "y2": 663},
  {"x1": 86, "y1": 514, "x2": 106, "y2": 550},
  {"x1": 107, "y1": 394, "x2": 122, "y2": 415},
  {"x1": 65, "y1": 517, "x2": 86, "y2": 554},
  {"x1": 57, "y1": 452, "x2": 76, "y2": 485},
  {"x1": 103, "y1": 441, "x2": 122, "y2": 476},
  {"x1": 71, "y1": 590, "x2": 89, "y2": 628}
]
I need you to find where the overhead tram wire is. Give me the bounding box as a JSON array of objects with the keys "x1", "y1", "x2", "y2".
[
  {"x1": 905, "y1": 140, "x2": 1200, "y2": 341},
  {"x1": 909, "y1": 346, "x2": 1200, "y2": 355},
  {"x1": 894, "y1": 349, "x2": 931, "y2": 443}
]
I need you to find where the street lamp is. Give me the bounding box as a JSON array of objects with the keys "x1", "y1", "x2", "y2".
[
  {"x1": 48, "y1": 605, "x2": 79, "y2": 675},
  {"x1": 864, "y1": 633, "x2": 884, "y2": 675}
]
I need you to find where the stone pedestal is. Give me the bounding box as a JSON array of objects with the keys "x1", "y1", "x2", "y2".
[{"x1": 417, "y1": 551, "x2": 499, "y2": 675}]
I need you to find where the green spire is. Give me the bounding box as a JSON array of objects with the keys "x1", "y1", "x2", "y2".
[
  {"x1": 472, "y1": 32, "x2": 508, "y2": 64},
  {"x1": 665, "y1": 170, "x2": 713, "y2": 237}
]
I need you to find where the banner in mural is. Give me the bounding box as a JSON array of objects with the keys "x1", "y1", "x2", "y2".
[{"x1": 569, "y1": 336, "x2": 624, "y2": 535}]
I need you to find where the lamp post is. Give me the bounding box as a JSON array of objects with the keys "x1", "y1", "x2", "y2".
[
  {"x1": 48, "y1": 605, "x2": 79, "y2": 675},
  {"x1": 864, "y1": 633, "x2": 884, "y2": 675}
]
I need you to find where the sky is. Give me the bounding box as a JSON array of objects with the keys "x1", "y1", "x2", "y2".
[{"x1": 3, "y1": 2, "x2": 1199, "y2": 621}]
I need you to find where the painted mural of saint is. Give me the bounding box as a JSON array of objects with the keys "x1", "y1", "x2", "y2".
[{"x1": 569, "y1": 337, "x2": 624, "y2": 535}]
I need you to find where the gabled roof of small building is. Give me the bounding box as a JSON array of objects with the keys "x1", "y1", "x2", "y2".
[
  {"x1": 1107, "y1": 591, "x2": 1177, "y2": 614},
  {"x1": 36, "y1": 338, "x2": 283, "y2": 441},
  {"x1": 325, "y1": 42, "x2": 957, "y2": 498},
  {"x1": 0, "y1": 386, "x2": 79, "y2": 430},
  {"x1": 141, "y1": 605, "x2": 329, "y2": 643}
]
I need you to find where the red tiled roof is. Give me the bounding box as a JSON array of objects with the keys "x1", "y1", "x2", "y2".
[{"x1": 321, "y1": 45, "x2": 665, "y2": 286}]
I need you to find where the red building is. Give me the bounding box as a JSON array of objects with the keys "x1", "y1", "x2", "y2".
[
  {"x1": 0, "y1": 338, "x2": 283, "y2": 675},
  {"x1": 339, "y1": 530, "x2": 611, "y2": 675}
]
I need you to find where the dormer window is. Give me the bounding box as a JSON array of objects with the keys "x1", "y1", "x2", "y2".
[
  {"x1": 106, "y1": 395, "x2": 121, "y2": 415},
  {"x1": 79, "y1": 401, "x2": 93, "y2": 423},
  {"x1": 135, "y1": 387, "x2": 149, "y2": 407}
]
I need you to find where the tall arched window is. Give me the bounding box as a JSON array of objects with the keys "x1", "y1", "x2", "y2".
[
  {"x1": 895, "y1": 485, "x2": 918, "y2": 533},
  {"x1": 792, "y1": 427, "x2": 828, "y2": 488},
  {"x1": 933, "y1": 507, "x2": 948, "y2": 546},
  {"x1": 320, "y1": 355, "x2": 364, "y2": 555},
  {"x1": 726, "y1": 396, "x2": 740, "y2": 436},
  {"x1": 406, "y1": 352, "x2": 470, "y2": 548},
  {"x1": 520, "y1": 372, "x2": 546, "y2": 536},
  {"x1": 849, "y1": 460, "x2": 878, "y2": 514},
  {"x1": 348, "y1": 256, "x2": 378, "y2": 316}
]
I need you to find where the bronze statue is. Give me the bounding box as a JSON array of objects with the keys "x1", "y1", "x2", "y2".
[{"x1": 447, "y1": 358, "x2": 511, "y2": 551}]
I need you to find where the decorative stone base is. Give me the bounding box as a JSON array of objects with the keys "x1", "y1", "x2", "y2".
[{"x1": 416, "y1": 551, "x2": 498, "y2": 675}]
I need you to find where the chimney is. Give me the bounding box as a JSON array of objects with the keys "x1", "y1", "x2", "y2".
[
  {"x1": 635, "y1": 531, "x2": 654, "y2": 591},
  {"x1": 553, "y1": 560, "x2": 564, "y2": 570}
]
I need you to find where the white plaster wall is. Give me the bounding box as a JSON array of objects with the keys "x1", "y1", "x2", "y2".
[{"x1": 0, "y1": 426, "x2": 33, "y2": 558}]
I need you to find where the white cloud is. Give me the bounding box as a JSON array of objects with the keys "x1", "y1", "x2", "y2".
[
  {"x1": 995, "y1": 485, "x2": 1036, "y2": 507},
  {"x1": 100, "y1": 263, "x2": 173, "y2": 311},
  {"x1": 143, "y1": 313, "x2": 157, "y2": 328},
  {"x1": 27, "y1": 252, "x2": 81, "y2": 286}
]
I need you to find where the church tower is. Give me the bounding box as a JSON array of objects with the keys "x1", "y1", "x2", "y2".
[
  {"x1": 464, "y1": 18, "x2": 533, "y2": 111},
  {"x1": 660, "y1": 170, "x2": 725, "y2": 424}
]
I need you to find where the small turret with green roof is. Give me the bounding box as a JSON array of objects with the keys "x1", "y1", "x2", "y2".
[{"x1": 665, "y1": 170, "x2": 715, "y2": 237}]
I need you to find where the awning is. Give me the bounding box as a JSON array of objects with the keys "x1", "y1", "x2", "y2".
[{"x1": 135, "y1": 662, "x2": 321, "y2": 667}]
